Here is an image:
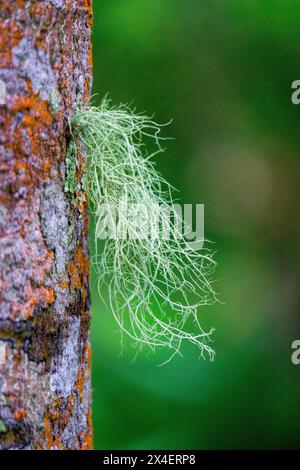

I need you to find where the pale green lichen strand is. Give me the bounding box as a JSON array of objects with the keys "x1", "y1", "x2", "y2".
[{"x1": 68, "y1": 98, "x2": 217, "y2": 361}]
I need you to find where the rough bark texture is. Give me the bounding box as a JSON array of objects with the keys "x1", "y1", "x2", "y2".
[{"x1": 0, "y1": 0, "x2": 93, "y2": 450}]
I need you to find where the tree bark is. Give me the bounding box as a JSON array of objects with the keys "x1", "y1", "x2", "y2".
[{"x1": 0, "y1": 0, "x2": 93, "y2": 450}]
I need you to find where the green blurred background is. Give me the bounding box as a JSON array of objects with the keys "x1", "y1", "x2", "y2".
[{"x1": 90, "y1": 0, "x2": 300, "y2": 449}]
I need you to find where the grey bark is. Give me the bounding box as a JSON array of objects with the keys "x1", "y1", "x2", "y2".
[{"x1": 0, "y1": 0, "x2": 93, "y2": 450}]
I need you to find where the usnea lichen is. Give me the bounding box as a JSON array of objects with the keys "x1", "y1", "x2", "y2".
[{"x1": 67, "y1": 97, "x2": 217, "y2": 362}]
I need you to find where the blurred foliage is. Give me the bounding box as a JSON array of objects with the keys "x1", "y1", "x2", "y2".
[{"x1": 91, "y1": 0, "x2": 300, "y2": 449}]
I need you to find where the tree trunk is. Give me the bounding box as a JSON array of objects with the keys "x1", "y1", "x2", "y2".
[{"x1": 0, "y1": 0, "x2": 93, "y2": 450}]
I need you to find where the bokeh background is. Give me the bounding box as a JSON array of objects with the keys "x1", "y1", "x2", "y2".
[{"x1": 90, "y1": 0, "x2": 300, "y2": 449}]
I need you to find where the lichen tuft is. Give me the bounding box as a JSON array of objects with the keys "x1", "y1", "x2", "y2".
[{"x1": 68, "y1": 97, "x2": 217, "y2": 362}]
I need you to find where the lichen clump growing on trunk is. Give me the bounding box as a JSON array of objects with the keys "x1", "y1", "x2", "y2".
[{"x1": 68, "y1": 98, "x2": 217, "y2": 362}]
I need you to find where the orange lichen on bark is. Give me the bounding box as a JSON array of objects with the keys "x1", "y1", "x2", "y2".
[
  {"x1": 0, "y1": 19, "x2": 23, "y2": 67},
  {"x1": 14, "y1": 409, "x2": 27, "y2": 420},
  {"x1": 76, "y1": 365, "x2": 86, "y2": 404},
  {"x1": 81, "y1": 406, "x2": 93, "y2": 450},
  {"x1": 83, "y1": 0, "x2": 94, "y2": 30},
  {"x1": 38, "y1": 396, "x2": 74, "y2": 450},
  {"x1": 39, "y1": 413, "x2": 64, "y2": 450},
  {"x1": 7, "y1": 90, "x2": 60, "y2": 210},
  {"x1": 11, "y1": 285, "x2": 55, "y2": 320},
  {"x1": 37, "y1": 355, "x2": 92, "y2": 450},
  {"x1": 78, "y1": 342, "x2": 93, "y2": 449},
  {"x1": 0, "y1": 0, "x2": 93, "y2": 450},
  {"x1": 1, "y1": 0, "x2": 26, "y2": 9},
  {"x1": 68, "y1": 246, "x2": 89, "y2": 291},
  {"x1": 59, "y1": 279, "x2": 68, "y2": 290}
]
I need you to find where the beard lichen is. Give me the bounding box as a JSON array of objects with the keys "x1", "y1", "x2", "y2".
[{"x1": 67, "y1": 97, "x2": 217, "y2": 362}]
